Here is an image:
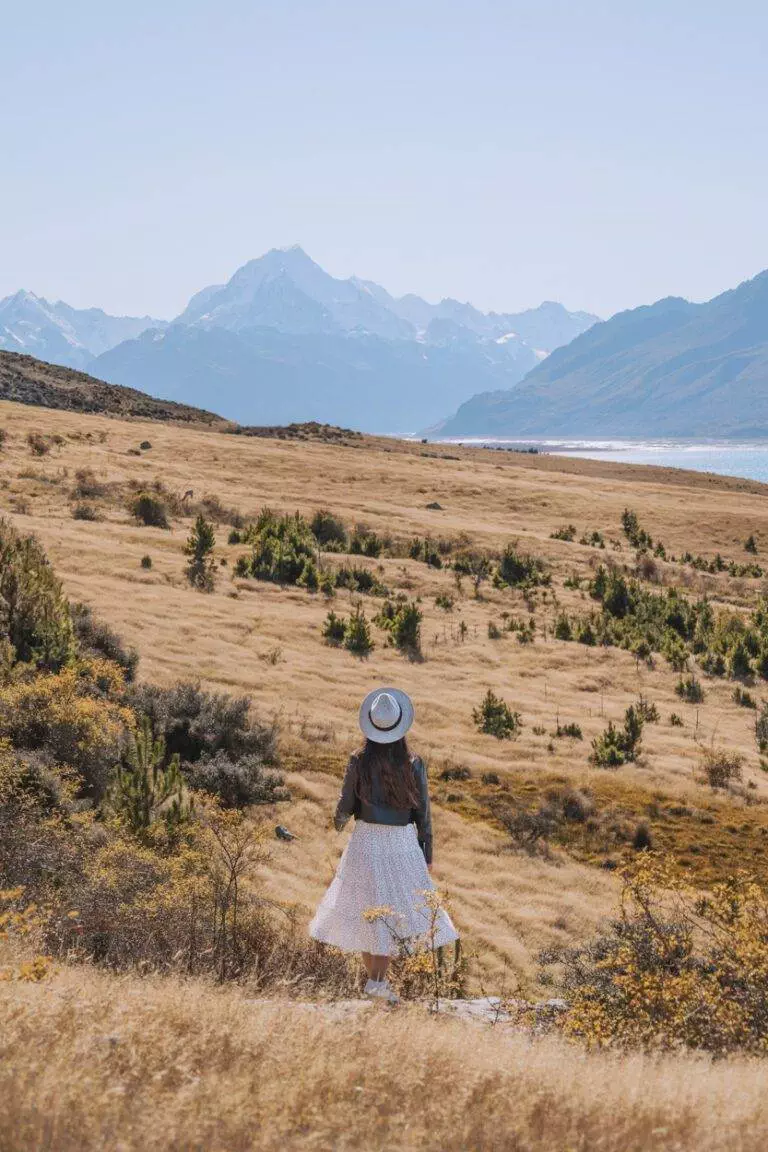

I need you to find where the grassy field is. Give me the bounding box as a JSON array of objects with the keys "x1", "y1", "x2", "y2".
[
  {"x1": 3, "y1": 397, "x2": 768, "y2": 985},
  {"x1": 5, "y1": 965, "x2": 768, "y2": 1152}
]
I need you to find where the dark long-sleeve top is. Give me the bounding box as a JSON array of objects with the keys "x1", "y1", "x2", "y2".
[{"x1": 334, "y1": 754, "x2": 433, "y2": 864}]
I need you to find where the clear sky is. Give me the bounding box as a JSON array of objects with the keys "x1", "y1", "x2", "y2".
[{"x1": 2, "y1": 0, "x2": 767, "y2": 320}]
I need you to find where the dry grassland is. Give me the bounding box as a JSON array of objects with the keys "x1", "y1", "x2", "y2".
[
  {"x1": 3, "y1": 399, "x2": 768, "y2": 986},
  {"x1": 4, "y1": 966, "x2": 768, "y2": 1152}
]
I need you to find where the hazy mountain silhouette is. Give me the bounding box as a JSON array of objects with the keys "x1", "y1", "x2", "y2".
[
  {"x1": 437, "y1": 270, "x2": 768, "y2": 439},
  {"x1": 91, "y1": 246, "x2": 596, "y2": 432}
]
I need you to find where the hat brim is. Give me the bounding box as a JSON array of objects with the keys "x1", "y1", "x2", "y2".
[{"x1": 359, "y1": 687, "x2": 415, "y2": 745}]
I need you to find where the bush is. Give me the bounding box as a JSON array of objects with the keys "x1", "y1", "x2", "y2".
[
  {"x1": 71, "y1": 602, "x2": 139, "y2": 681},
  {"x1": 126, "y1": 681, "x2": 278, "y2": 768},
  {"x1": 439, "y1": 765, "x2": 472, "y2": 782},
  {"x1": 322, "y1": 610, "x2": 346, "y2": 646},
  {"x1": 109, "y1": 718, "x2": 191, "y2": 837},
  {"x1": 550, "y1": 524, "x2": 577, "y2": 542},
  {"x1": 745, "y1": 534, "x2": 759, "y2": 554},
  {"x1": 734, "y1": 686, "x2": 757, "y2": 709},
  {"x1": 487, "y1": 621, "x2": 502, "y2": 639},
  {"x1": 130, "y1": 491, "x2": 170, "y2": 529},
  {"x1": 344, "y1": 605, "x2": 374, "y2": 656},
  {"x1": 635, "y1": 694, "x2": 659, "y2": 723},
  {"x1": 0, "y1": 668, "x2": 133, "y2": 799},
  {"x1": 756, "y1": 702, "x2": 768, "y2": 752},
  {"x1": 410, "y1": 537, "x2": 442, "y2": 568},
  {"x1": 473, "y1": 689, "x2": 521, "y2": 740},
  {"x1": 435, "y1": 593, "x2": 454, "y2": 611},
  {"x1": 631, "y1": 821, "x2": 653, "y2": 851},
  {"x1": 72, "y1": 502, "x2": 100, "y2": 521},
  {"x1": 496, "y1": 802, "x2": 558, "y2": 854},
  {"x1": 189, "y1": 750, "x2": 290, "y2": 809},
  {"x1": 555, "y1": 721, "x2": 583, "y2": 739},
  {"x1": 498, "y1": 543, "x2": 549, "y2": 588},
  {"x1": 27, "y1": 431, "x2": 50, "y2": 456},
  {"x1": 547, "y1": 855, "x2": 768, "y2": 1054},
  {"x1": 374, "y1": 598, "x2": 422, "y2": 655},
  {"x1": 590, "y1": 706, "x2": 643, "y2": 768},
  {"x1": 334, "y1": 564, "x2": 387, "y2": 596},
  {"x1": 554, "y1": 613, "x2": 573, "y2": 641},
  {"x1": 0, "y1": 518, "x2": 76, "y2": 670},
  {"x1": 700, "y1": 745, "x2": 744, "y2": 789},
  {"x1": 675, "y1": 675, "x2": 704, "y2": 703},
  {"x1": 481, "y1": 771, "x2": 500, "y2": 785},
  {"x1": 238, "y1": 509, "x2": 319, "y2": 589},
  {"x1": 349, "y1": 528, "x2": 383, "y2": 558},
  {"x1": 310, "y1": 509, "x2": 348, "y2": 550},
  {"x1": 71, "y1": 468, "x2": 107, "y2": 500},
  {"x1": 141, "y1": 554, "x2": 152, "y2": 569},
  {"x1": 184, "y1": 514, "x2": 216, "y2": 591},
  {"x1": 669, "y1": 712, "x2": 684, "y2": 727}
]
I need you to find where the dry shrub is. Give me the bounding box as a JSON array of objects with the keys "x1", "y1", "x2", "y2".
[
  {"x1": 71, "y1": 468, "x2": 108, "y2": 500},
  {"x1": 700, "y1": 745, "x2": 744, "y2": 790},
  {"x1": 547, "y1": 853, "x2": 768, "y2": 1054}
]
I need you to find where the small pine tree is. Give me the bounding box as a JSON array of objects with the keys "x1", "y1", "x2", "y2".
[
  {"x1": 745, "y1": 534, "x2": 759, "y2": 555},
  {"x1": 184, "y1": 514, "x2": 216, "y2": 591},
  {"x1": 344, "y1": 605, "x2": 374, "y2": 656},
  {"x1": 322, "y1": 610, "x2": 346, "y2": 646},
  {"x1": 111, "y1": 718, "x2": 190, "y2": 836},
  {"x1": 473, "y1": 689, "x2": 521, "y2": 740}
]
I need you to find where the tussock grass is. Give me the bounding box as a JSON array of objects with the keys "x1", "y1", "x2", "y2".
[{"x1": 3, "y1": 967, "x2": 768, "y2": 1151}]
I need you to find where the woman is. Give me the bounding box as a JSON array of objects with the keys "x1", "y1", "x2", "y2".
[{"x1": 309, "y1": 687, "x2": 459, "y2": 1002}]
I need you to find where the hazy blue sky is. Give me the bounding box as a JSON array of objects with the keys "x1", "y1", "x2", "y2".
[{"x1": 2, "y1": 0, "x2": 767, "y2": 319}]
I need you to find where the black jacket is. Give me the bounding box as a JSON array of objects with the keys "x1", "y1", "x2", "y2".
[{"x1": 334, "y1": 753, "x2": 433, "y2": 864}]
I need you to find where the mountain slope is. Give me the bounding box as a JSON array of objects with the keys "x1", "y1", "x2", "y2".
[
  {"x1": 438, "y1": 271, "x2": 768, "y2": 439},
  {"x1": 0, "y1": 350, "x2": 224, "y2": 424},
  {"x1": 92, "y1": 247, "x2": 597, "y2": 433},
  {"x1": 0, "y1": 291, "x2": 164, "y2": 370}
]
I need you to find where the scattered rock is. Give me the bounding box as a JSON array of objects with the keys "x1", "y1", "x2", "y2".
[
  {"x1": 275, "y1": 825, "x2": 297, "y2": 842},
  {"x1": 139, "y1": 440, "x2": 152, "y2": 451},
  {"x1": 426, "y1": 501, "x2": 443, "y2": 510}
]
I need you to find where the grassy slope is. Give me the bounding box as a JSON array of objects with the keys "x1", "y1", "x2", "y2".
[
  {"x1": 3, "y1": 397, "x2": 768, "y2": 986},
  {"x1": 4, "y1": 966, "x2": 768, "y2": 1152}
]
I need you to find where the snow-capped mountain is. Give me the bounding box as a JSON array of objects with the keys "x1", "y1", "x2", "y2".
[
  {"x1": 0, "y1": 291, "x2": 164, "y2": 371},
  {"x1": 2, "y1": 249, "x2": 598, "y2": 433}
]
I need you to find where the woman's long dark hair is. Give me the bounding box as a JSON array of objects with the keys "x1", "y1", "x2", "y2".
[{"x1": 354, "y1": 738, "x2": 420, "y2": 809}]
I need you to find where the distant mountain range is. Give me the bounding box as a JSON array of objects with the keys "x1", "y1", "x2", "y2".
[
  {"x1": 0, "y1": 248, "x2": 597, "y2": 433},
  {"x1": 437, "y1": 269, "x2": 768, "y2": 439},
  {"x1": 0, "y1": 291, "x2": 165, "y2": 372}
]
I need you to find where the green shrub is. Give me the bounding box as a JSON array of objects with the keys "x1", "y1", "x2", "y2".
[
  {"x1": 554, "y1": 613, "x2": 573, "y2": 641},
  {"x1": 621, "y1": 507, "x2": 653, "y2": 551},
  {"x1": 755, "y1": 702, "x2": 768, "y2": 753},
  {"x1": 349, "y1": 529, "x2": 383, "y2": 557},
  {"x1": 487, "y1": 621, "x2": 502, "y2": 639},
  {"x1": 228, "y1": 528, "x2": 242, "y2": 545},
  {"x1": 497, "y1": 543, "x2": 549, "y2": 588},
  {"x1": 322, "y1": 610, "x2": 346, "y2": 646},
  {"x1": 130, "y1": 491, "x2": 170, "y2": 529},
  {"x1": 745, "y1": 534, "x2": 759, "y2": 555},
  {"x1": 310, "y1": 509, "x2": 348, "y2": 550},
  {"x1": 335, "y1": 564, "x2": 387, "y2": 596},
  {"x1": 555, "y1": 721, "x2": 583, "y2": 739},
  {"x1": 676, "y1": 676, "x2": 704, "y2": 703},
  {"x1": 590, "y1": 705, "x2": 643, "y2": 767},
  {"x1": 550, "y1": 524, "x2": 576, "y2": 542},
  {"x1": 636, "y1": 694, "x2": 659, "y2": 723},
  {"x1": 141, "y1": 555, "x2": 152, "y2": 570},
  {"x1": 0, "y1": 518, "x2": 76, "y2": 670},
  {"x1": 109, "y1": 718, "x2": 191, "y2": 837},
  {"x1": 473, "y1": 689, "x2": 521, "y2": 740},
  {"x1": 435, "y1": 593, "x2": 454, "y2": 611},
  {"x1": 184, "y1": 514, "x2": 216, "y2": 591},
  {"x1": 410, "y1": 537, "x2": 442, "y2": 568},
  {"x1": 344, "y1": 605, "x2": 374, "y2": 655},
  {"x1": 669, "y1": 713, "x2": 684, "y2": 727},
  {"x1": 237, "y1": 509, "x2": 318, "y2": 588},
  {"x1": 734, "y1": 686, "x2": 757, "y2": 709},
  {"x1": 374, "y1": 598, "x2": 422, "y2": 654}
]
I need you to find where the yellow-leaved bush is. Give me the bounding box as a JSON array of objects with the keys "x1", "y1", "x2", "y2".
[{"x1": 549, "y1": 853, "x2": 768, "y2": 1054}]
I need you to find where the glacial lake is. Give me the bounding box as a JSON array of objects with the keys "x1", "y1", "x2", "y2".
[{"x1": 436, "y1": 440, "x2": 768, "y2": 485}]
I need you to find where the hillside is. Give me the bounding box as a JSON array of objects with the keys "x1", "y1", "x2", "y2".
[
  {"x1": 6, "y1": 396, "x2": 768, "y2": 1146},
  {"x1": 0, "y1": 350, "x2": 225, "y2": 424},
  {"x1": 4, "y1": 394, "x2": 768, "y2": 973},
  {"x1": 438, "y1": 268, "x2": 768, "y2": 438}
]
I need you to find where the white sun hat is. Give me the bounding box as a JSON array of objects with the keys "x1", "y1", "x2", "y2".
[{"x1": 359, "y1": 687, "x2": 414, "y2": 744}]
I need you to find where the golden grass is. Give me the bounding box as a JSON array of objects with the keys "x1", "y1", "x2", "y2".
[
  {"x1": 3, "y1": 398, "x2": 768, "y2": 982},
  {"x1": 4, "y1": 965, "x2": 768, "y2": 1152}
]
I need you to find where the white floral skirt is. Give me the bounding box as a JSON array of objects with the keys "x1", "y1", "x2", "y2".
[{"x1": 309, "y1": 821, "x2": 459, "y2": 957}]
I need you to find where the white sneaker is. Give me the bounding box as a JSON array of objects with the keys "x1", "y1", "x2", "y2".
[{"x1": 364, "y1": 979, "x2": 399, "y2": 1004}]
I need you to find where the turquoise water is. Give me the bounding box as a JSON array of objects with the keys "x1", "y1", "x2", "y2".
[{"x1": 440, "y1": 440, "x2": 768, "y2": 484}]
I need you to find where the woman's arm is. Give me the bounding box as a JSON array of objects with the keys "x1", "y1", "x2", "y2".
[
  {"x1": 413, "y1": 758, "x2": 433, "y2": 865},
  {"x1": 334, "y1": 755, "x2": 359, "y2": 831}
]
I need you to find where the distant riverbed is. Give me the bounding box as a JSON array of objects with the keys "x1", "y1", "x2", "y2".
[{"x1": 435, "y1": 439, "x2": 768, "y2": 484}]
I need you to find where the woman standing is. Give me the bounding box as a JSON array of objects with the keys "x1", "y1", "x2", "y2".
[{"x1": 309, "y1": 687, "x2": 459, "y2": 1002}]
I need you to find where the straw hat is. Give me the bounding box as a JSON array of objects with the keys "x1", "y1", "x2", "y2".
[{"x1": 359, "y1": 687, "x2": 414, "y2": 744}]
